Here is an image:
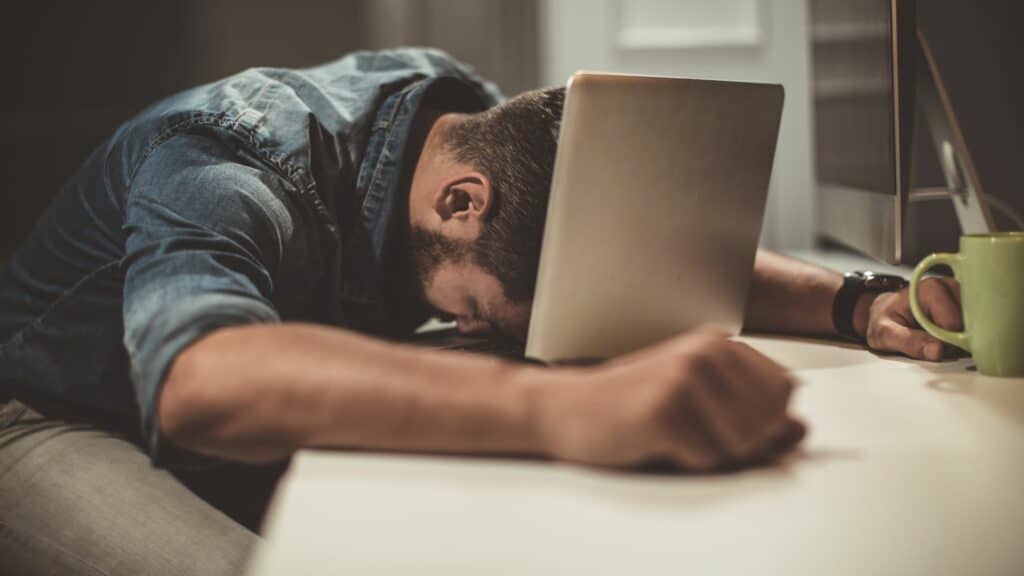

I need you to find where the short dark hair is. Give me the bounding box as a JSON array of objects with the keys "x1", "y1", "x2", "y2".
[{"x1": 443, "y1": 87, "x2": 565, "y2": 302}]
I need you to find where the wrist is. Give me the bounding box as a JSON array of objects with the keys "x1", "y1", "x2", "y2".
[
  {"x1": 503, "y1": 364, "x2": 584, "y2": 458},
  {"x1": 851, "y1": 292, "x2": 878, "y2": 339},
  {"x1": 520, "y1": 367, "x2": 600, "y2": 460},
  {"x1": 832, "y1": 271, "x2": 908, "y2": 341}
]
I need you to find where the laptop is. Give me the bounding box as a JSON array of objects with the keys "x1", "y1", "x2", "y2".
[{"x1": 418, "y1": 72, "x2": 784, "y2": 364}]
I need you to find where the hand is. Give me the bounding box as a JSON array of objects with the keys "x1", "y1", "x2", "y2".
[
  {"x1": 537, "y1": 327, "x2": 806, "y2": 472},
  {"x1": 859, "y1": 276, "x2": 963, "y2": 361}
]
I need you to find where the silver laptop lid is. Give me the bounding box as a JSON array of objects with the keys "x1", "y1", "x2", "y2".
[{"x1": 525, "y1": 72, "x2": 784, "y2": 362}]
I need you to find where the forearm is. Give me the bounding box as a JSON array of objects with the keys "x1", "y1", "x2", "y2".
[
  {"x1": 743, "y1": 249, "x2": 849, "y2": 337},
  {"x1": 160, "y1": 323, "x2": 561, "y2": 464}
]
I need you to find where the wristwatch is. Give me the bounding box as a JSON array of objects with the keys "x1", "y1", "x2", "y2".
[{"x1": 832, "y1": 271, "x2": 909, "y2": 341}]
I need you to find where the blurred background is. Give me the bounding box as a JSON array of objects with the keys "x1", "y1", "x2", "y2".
[{"x1": 2, "y1": 0, "x2": 1020, "y2": 264}]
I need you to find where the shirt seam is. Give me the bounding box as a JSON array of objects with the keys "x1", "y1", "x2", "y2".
[
  {"x1": 127, "y1": 116, "x2": 342, "y2": 252},
  {"x1": 363, "y1": 81, "x2": 419, "y2": 221},
  {"x1": 0, "y1": 259, "x2": 123, "y2": 354}
]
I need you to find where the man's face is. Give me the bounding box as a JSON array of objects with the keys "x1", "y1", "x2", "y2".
[
  {"x1": 425, "y1": 260, "x2": 531, "y2": 339},
  {"x1": 410, "y1": 227, "x2": 531, "y2": 340}
]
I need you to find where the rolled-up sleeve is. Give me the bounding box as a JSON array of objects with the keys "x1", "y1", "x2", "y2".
[{"x1": 122, "y1": 133, "x2": 300, "y2": 466}]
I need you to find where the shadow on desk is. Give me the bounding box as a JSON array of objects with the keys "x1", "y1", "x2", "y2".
[
  {"x1": 740, "y1": 332, "x2": 876, "y2": 371},
  {"x1": 342, "y1": 445, "x2": 862, "y2": 516},
  {"x1": 910, "y1": 359, "x2": 1024, "y2": 434}
]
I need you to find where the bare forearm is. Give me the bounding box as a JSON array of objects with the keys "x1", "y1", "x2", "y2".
[
  {"x1": 159, "y1": 323, "x2": 811, "y2": 473},
  {"x1": 743, "y1": 249, "x2": 844, "y2": 336},
  {"x1": 160, "y1": 323, "x2": 558, "y2": 463}
]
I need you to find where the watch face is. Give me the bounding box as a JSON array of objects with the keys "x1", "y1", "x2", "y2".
[
  {"x1": 864, "y1": 274, "x2": 885, "y2": 289},
  {"x1": 860, "y1": 271, "x2": 907, "y2": 291}
]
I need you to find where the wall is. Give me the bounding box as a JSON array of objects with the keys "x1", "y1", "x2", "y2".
[
  {"x1": 1, "y1": 0, "x2": 366, "y2": 263},
  {"x1": 363, "y1": 0, "x2": 540, "y2": 96}
]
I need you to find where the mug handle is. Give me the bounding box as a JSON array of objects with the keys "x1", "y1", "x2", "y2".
[{"x1": 909, "y1": 252, "x2": 970, "y2": 352}]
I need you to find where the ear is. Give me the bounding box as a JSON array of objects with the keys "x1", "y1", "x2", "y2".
[{"x1": 433, "y1": 171, "x2": 493, "y2": 225}]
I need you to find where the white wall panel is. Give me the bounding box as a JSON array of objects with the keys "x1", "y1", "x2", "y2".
[{"x1": 618, "y1": 0, "x2": 763, "y2": 49}]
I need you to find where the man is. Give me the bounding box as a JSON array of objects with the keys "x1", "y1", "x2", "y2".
[{"x1": 0, "y1": 48, "x2": 963, "y2": 575}]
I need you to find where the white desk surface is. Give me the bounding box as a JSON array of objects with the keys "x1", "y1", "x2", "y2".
[{"x1": 248, "y1": 251, "x2": 1024, "y2": 576}]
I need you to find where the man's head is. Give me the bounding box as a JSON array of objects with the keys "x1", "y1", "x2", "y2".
[{"x1": 407, "y1": 87, "x2": 565, "y2": 339}]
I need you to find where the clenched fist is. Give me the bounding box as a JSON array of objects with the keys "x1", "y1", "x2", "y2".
[{"x1": 537, "y1": 327, "x2": 806, "y2": 471}]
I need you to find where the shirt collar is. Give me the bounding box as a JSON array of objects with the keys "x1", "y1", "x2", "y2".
[
  {"x1": 357, "y1": 76, "x2": 488, "y2": 259},
  {"x1": 340, "y1": 76, "x2": 489, "y2": 325}
]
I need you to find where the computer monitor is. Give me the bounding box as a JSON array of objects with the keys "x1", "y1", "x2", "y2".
[{"x1": 811, "y1": 0, "x2": 995, "y2": 265}]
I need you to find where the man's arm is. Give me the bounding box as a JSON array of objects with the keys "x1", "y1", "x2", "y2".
[
  {"x1": 160, "y1": 323, "x2": 805, "y2": 470},
  {"x1": 160, "y1": 323, "x2": 545, "y2": 463},
  {"x1": 743, "y1": 250, "x2": 844, "y2": 337},
  {"x1": 744, "y1": 249, "x2": 963, "y2": 360}
]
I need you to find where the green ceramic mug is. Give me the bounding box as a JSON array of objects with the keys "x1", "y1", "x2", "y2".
[{"x1": 910, "y1": 232, "x2": 1024, "y2": 377}]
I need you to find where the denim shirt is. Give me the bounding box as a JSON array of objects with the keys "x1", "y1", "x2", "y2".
[{"x1": 0, "y1": 48, "x2": 501, "y2": 466}]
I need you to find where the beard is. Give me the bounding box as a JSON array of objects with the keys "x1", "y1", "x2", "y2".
[{"x1": 407, "y1": 226, "x2": 472, "y2": 299}]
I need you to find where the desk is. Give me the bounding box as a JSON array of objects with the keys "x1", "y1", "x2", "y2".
[{"x1": 247, "y1": 252, "x2": 1024, "y2": 575}]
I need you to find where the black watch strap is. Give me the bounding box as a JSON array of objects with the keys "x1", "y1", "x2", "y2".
[{"x1": 832, "y1": 271, "x2": 909, "y2": 341}]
